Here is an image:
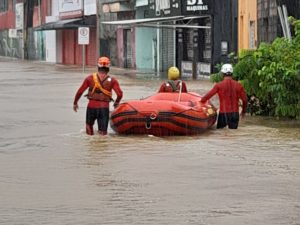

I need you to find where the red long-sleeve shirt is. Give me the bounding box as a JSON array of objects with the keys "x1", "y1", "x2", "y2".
[
  {"x1": 200, "y1": 77, "x2": 247, "y2": 114},
  {"x1": 73, "y1": 73, "x2": 123, "y2": 108}
]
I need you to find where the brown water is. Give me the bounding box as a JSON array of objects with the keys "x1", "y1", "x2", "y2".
[{"x1": 0, "y1": 59, "x2": 299, "y2": 225}]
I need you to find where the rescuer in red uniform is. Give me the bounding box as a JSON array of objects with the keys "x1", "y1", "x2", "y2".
[
  {"x1": 200, "y1": 64, "x2": 247, "y2": 129},
  {"x1": 158, "y1": 66, "x2": 187, "y2": 93},
  {"x1": 73, "y1": 57, "x2": 123, "y2": 135}
]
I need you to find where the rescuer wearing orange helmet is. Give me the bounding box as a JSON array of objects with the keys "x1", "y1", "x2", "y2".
[
  {"x1": 73, "y1": 56, "x2": 123, "y2": 135},
  {"x1": 158, "y1": 66, "x2": 187, "y2": 93}
]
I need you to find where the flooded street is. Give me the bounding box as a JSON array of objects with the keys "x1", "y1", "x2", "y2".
[{"x1": 0, "y1": 58, "x2": 299, "y2": 225}]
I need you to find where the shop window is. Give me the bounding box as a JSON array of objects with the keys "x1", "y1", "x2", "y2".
[{"x1": 0, "y1": 0, "x2": 8, "y2": 12}]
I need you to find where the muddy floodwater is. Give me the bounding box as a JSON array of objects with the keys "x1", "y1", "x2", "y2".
[{"x1": 0, "y1": 58, "x2": 299, "y2": 225}]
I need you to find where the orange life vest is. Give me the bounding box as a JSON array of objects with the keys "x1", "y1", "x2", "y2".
[{"x1": 87, "y1": 73, "x2": 113, "y2": 102}]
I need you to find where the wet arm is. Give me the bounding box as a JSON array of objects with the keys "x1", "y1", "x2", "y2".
[
  {"x1": 112, "y1": 79, "x2": 123, "y2": 103},
  {"x1": 239, "y1": 86, "x2": 248, "y2": 114},
  {"x1": 158, "y1": 83, "x2": 165, "y2": 93},
  {"x1": 200, "y1": 85, "x2": 218, "y2": 103},
  {"x1": 181, "y1": 82, "x2": 188, "y2": 92},
  {"x1": 73, "y1": 79, "x2": 89, "y2": 105}
]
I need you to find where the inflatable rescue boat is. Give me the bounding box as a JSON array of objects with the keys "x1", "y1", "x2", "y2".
[{"x1": 110, "y1": 92, "x2": 217, "y2": 136}]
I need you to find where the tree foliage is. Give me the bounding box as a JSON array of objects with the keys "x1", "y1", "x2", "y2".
[{"x1": 211, "y1": 18, "x2": 300, "y2": 119}]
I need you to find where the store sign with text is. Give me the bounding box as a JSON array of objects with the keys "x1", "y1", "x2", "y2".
[
  {"x1": 182, "y1": 0, "x2": 211, "y2": 15},
  {"x1": 58, "y1": 0, "x2": 83, "y2": 19},
  {"x1": 147, "y1": 0, "x2": 181, "y2": 17}
]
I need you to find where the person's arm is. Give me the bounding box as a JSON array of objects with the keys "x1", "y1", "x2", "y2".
[
  {"x1": 181, "y1": 81, "x2": 188, "y2": 92},
  {"x1": 200, "y1": 85, "x2": 218, "y2": 103},
  {"x1": 73, "y1": 78, "x2": 89, "y2": 112},
  {"x1": 158, "y1": 83, "x2": 165, "y2": 93},
  {"x1": 239, "y1": 86, "x2": 248, "y2": 116},
  {"x1": 112, "y1": 78, "x2": 123, "y2": 108}
]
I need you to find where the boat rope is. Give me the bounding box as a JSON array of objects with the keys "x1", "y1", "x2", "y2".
[{"x1": 177, "y1": 80, "x2": 183, "y2": 102}]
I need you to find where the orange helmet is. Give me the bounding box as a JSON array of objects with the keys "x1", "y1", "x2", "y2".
[{"x1": 98, "y1": 57, "x2": 110, "y2": 68}]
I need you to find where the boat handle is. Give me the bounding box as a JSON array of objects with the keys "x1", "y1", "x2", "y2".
[
  {"x1": 145, "y1": 121, "x2": 151, "y2": 129},
  {"x1": 150, "y1": 113, "x2": 157, "y2": 120}
]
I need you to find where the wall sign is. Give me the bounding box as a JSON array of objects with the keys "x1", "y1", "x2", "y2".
[
  {"x1": 59, "y1": 0, "x2": 83, "y2": 19},
  {"x1": 147, "y1": 0, "x2": 181, "y2": 17},
  {"x1": 15, "y1": 3, "x2": 24, "y2": 30},
  {"x1": 78, "y1": 27, "x2": 90, "y2": 45},
  {"x1": 181, "y1": 61, "x2": 193, "y2": 78},
  {"x1": 182, "y1": 0, "x2": 211, "y2": 15},
  {"x1": 197, "y1": 62, "x2": 211, "y2": 77}
]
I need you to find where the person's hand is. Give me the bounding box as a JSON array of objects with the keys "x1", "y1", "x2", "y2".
[
  {"x1": 73, "y1": 104, "x2": 78, "y2": 112},
  {"x1": 113, "y1": 102, "x2": 119, "y2": 109},
  {"x1": 240, "y1": 112, "x2": 246, "y2": 119}
]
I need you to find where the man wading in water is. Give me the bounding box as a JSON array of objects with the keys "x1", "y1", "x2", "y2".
[
  {"x1": 200, "y1": 64, "x2": 247, "y2": 129},
  {"x1": 73, "y1": 57, "x2": 123, "y2": 135}
]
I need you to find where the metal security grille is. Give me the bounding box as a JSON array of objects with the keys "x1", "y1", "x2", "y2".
[
  {"x1": 161, "y1": 25, "x2": 175, "y2": 72},
  {"x1": 124, "y1": 29, "x2": 132, "y2": 68},
  {"x1": 180, "y1": 17, "x2": 212, "y2": 78}
]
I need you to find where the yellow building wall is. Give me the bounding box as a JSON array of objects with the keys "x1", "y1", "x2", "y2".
[{"x1": 238, "y1": 0, "x2": 257, "y2": 51}]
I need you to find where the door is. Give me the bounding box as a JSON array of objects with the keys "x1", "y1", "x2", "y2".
[{"x1": 124, "y1": 29, "x2": 132, "y2": 68}]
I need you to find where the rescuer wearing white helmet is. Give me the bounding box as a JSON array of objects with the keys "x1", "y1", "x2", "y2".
[
  {"x1": 158, "y1": 66, "x2": 188, "y2": 93},
  {"x1": 200, "y1": 63, "x2": 247, "y2": 129}
]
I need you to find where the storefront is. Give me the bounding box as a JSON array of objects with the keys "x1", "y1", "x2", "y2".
[
  {"x1": 179, "y1": 0, "x2": 213, "y2": 78},
  {"x1": 137, "y1": 0, "x2": 237, "y2": 78},
  {"x1": 103, "y1": 0, "x2": 238, "y2": 77},
  {"x1": 34, "y1": 0, "x2": 97, "y2": 66},
  {"x1": 101, "y1": 0, "x2": 136, "y2": 68}
]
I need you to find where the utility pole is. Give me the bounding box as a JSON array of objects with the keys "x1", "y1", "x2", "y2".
[
  {"x1": 96, "y1": 0, "x2": 100, "y2": 60},
  {"x1": 23, "y1": 0, "x2": 28, "y2": 60}
]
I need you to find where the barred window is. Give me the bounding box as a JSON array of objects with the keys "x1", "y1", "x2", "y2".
[{"x1": 0, "y1": 0, "x2": 8, "y2": 12}]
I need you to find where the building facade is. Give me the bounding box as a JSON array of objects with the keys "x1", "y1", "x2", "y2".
[
  {"x1": 37, "y1": 0, "x2": 97, "y2": 65},
  {"x1": 238, "y1": 0, "x2": 257, "y2": 51},
  {"x1": 0, "y1": 0, "x2": 48, "y2": 60},
  {"x1": 101, "y1": 0, "x2": 136, "y2": 68},
  {"x1": 257, "y1": 0, "x2": 300, "y2": 45},
  {"x1": 133, "y1": 0, "x2": 238, "y2": 78}
]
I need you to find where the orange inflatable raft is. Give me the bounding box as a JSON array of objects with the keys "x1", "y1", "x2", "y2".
[{"x1": 110, "y1": 92, "x2": 217, "y2": 136}]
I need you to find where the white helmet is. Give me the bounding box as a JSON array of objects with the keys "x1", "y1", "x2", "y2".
[{"x1": 221, "y1": 64, "x2": 233, "y2": 74}]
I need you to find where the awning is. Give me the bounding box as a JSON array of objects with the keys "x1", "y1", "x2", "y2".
[
  {"x1": 102, "y1": 15, "x2": 185, "y2": 25},
  {"x1": 101, "y1": 15, "x2": 211, "y2": 29},
  {"x1": 34, "y1": 16, "x2": 96, "y2": 31}
]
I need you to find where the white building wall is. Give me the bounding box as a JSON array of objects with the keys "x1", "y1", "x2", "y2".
[
  {"x1": 45, "y1": 0, "x2": 95, "y2": 64},
  {"x1": 45, "y1": 1, "x2": 61, "y2": 63},
  {"x1": 85, "y1": 0, "x2": 96, "y2": 15},
  {"x1": 52, "y1": 0, "x2": 60, "y2": 17},
  {"x1": 45, "y1": 16, "x2": 57, "y2": 63}
]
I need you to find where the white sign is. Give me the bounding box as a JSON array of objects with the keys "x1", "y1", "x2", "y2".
[
  {"x1": 84, "y1": 0, "x2": 97, "y2": 15},
  {"x1": 15, "y1": 3, "x2": 24, "y2": 30},
  {"x1": 78, "y1": 27, "x2": 90, "y2": 45},
  {"x1": 9, "y1": 29, "x2": 18, "y2": 38},
  {"x1": 187, "y1": 0, "x2": 208, "y2": 11},
  {"x1": 155, "y1": 0, "x2": 171, "y2": 15},
  {"x1": 197, "y1": 62, "x2": 211, "y2": 77},
  {"x1": 59, "y1": 0, "x2": 83, "y2": 19},
  {"x1": 59, "y1": 0, "x2": 83, "y2": 13},
  {"x1": 181, "y1": 61, "x2": 193, "y2": 78}
]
